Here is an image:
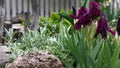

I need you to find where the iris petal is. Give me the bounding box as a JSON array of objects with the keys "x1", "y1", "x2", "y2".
[
  {"x1": 72, "y1": 6, "x2": 77, "y2": 15},
  {"x1": 74, "y1": 20, "x2": 82, "y2": 30},
  {"x1": 100, "y1": 27, "x2": 107, "y2": 39},
  {"x1": 78, "y1": 7, "x2": 89, "y2": 17},
  {"x1": 89, "y1": 7, "x2": 101, "y2": 19},
  {"x1": 70, "y1": 14, "x2": 78, "y2": 19},
  {"x1": 107, "y1": 27, "x2": 116, "y2": 35},
  {"x1": 89, "y1": 2, "x2": 101, "y2": 20},
  {"x1": 79, "y1": 14, "x2": 92, "y2": 26},
  {"x1": 90, "y1": 2, "x2": 100, "y2": 8}
]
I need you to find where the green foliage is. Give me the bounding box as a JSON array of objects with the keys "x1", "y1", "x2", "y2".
[
  {"x1": 5, "y1": 27, "x2": 74, "y2": 67},
  {"x1": 39, "y1": 10, "x2": 74, "y2": 36},
  {"x1": 59, "y1": 22, "x2": 120, "y2": 68},
  {"x1": 94, "y1": 0, "x2": 110, "y2": 3},
  {"x1": 82, "y1": 0, "x2": 89, "y2": 7},
  {"x1": 58, "y1": 10, "x2": 74, "y2": 26}
]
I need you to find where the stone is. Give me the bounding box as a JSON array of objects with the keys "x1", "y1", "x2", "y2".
[
  {"x1": 0, "y1": 46, "x2": 11, "y2": 68},
  {"x1": 8, "y1": 52, "x2": 64, "y2": 68}
]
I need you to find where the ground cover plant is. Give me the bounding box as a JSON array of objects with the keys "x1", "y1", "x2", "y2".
[{"x1": 5, "y1": 0, "x2": 120, "y2": 68}]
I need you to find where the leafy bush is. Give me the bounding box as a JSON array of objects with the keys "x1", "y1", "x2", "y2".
[
  {"x1": 38, "y1": 10, "x2": 73, "y2": 36},
  {"x1": 5, "y1": 28, "x2": 74, "y2": 67}
]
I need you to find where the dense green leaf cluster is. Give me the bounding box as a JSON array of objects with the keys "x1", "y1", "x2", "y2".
[{"x1": 59, "y1": 23, "x2": 120, "y2": 68}]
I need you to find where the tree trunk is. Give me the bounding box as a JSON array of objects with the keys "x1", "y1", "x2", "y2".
[
  {"x1": 0, "y1": 0, "x2": 5, "y2": 44},
  {"x1": 31, "y1": 0, "x2": 39, "y2": 30}
]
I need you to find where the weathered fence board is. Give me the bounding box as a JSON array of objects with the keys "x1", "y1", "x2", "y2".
[
  {"x1": 50, "y1": 0, "x2": 54, "y2": 15},
  {"x1": 40, "y1": 0, "x2": 44, "y2": 17},
  {"x1": 17, "y1": 0, "x2": 22, "y2": 13},
  {"x1": 55, "y1": 0, "x2": 59, "y2": 12},
  {"x1": 5, "y1": 0, "x2": 10, "y2": 20},
  {"x1": 23, "y1": 0, "x2": 28, "y2": 12},
  {"x1": 60, "y1": 0, "x2": 64, "y2": 9},
  {"x1": 11, "y1": 0, "x2": 16, "y2": 18},
  {"x1": 45, "y1": 0, "x2": 49, "y2": 17}
]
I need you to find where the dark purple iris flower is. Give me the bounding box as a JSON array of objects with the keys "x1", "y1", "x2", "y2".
[
  {"x1": 89, "y1": 2, "x2": 101, "y2": 20},
  {"x1": 70, "y1": 7, "x2": 89, "y2": 19},
  {"x1": 78, "y1": 7, "x2": 89, "y2": 17},
  {"x1": 94, "y1": 16, "x2": 116, "y2": 38},
  {"x1": 70, "y1": 7, "x2": 91, "y2": 30},
  {"x1": 117, "y1": 17, "x2": 120, "y2": 35},
  {"x1": 74, "y1": 14, "x2": 92, "y2": 30}
]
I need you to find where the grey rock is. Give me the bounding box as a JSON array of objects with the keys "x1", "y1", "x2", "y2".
[
  {"x1": 0, "y1": 46, "x2": 11, "y2": 68},
  {"x1": 9, "y1": 52, "x2": 64, "y2": 68}
]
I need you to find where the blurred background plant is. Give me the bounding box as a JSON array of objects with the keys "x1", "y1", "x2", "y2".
[{"x1": 95, "y1": 0, "x2": 120, "y2": 28}]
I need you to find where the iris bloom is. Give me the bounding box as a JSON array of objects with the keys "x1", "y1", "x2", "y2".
[
  {"x1": 94, "y1": 16, "x2": 116, "y2": 38},
  {"x1": 70, "y1": 7, "x2": 89, "y2": 19},
  {"x1": 89, "y1": 2, "x2": 101, "y2": 20},
  {"x1": 117, "y1": 17, "x2": 120, "y2": 35},
  {"x1": 70, "y1": 7, "x2": 91, "y2": 30}
]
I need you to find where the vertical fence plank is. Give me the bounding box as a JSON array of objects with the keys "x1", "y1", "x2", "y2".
[
  {"x1": 23, "y1": 0, "x2": 28, "y2": 12},
  {"x1": 29, "y1": 0, "x2": 32, "y2": 13},
  {"x1": 11, "y1": 0, "x2": 16, "y2": 18},
  {"x1": 27, "y1": 0, "x2": 29, "y2": 12},
  {"x1": 18, "y1": 0, "x2": 22, "y2": 13},
  {"x1": 69, "y1": 0, "x2": 71, "y2": 9},
  {"x1": 60, "y1": 0, "x2": 64, "y2": 10},
  {"x1": 65, "y1": 0, "x2": 69, "y2": 11},
  {"x1": 5, "y1": 0, "x2": 11, "y2": 20},
  {"x1": 55, "y1": 0, "x2": 59, "y2": 12},
  {"x1": 45, "y1": 0, "x2": 49, "y2": 17},
  {"x1": 40, "y1": 0, "x2": 44, "y2": 17},
  {"x1": 71, "y1": 0, "x2": 75, "y2": 7},
  {"x1": 21, "y1": 0, "x2": 24, "y2": 11},
  {"x1": 117, "y1": 0, "x2": 119, "y2": 9},
  {"x1": 50, "y1": 0, "x2": 54, "y2": 15},
  {"x1": 118, "y1": 0, "x2": 120, "y2": 8},
  {"x1": 39, "y1": 0, "x2": 41, "y2": 16}
]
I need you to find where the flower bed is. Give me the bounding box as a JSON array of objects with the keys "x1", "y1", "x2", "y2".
[{"x1": 5, "y1": 0, "x2": 120, "y2": 68}]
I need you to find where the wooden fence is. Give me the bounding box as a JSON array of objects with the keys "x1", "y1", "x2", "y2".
[
  {"x1": 2, "y1": 0, "x2": 120, "y2": 21},
  {"x1": 4, "y1": 0, "x2": 84, "y2": 21}
]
